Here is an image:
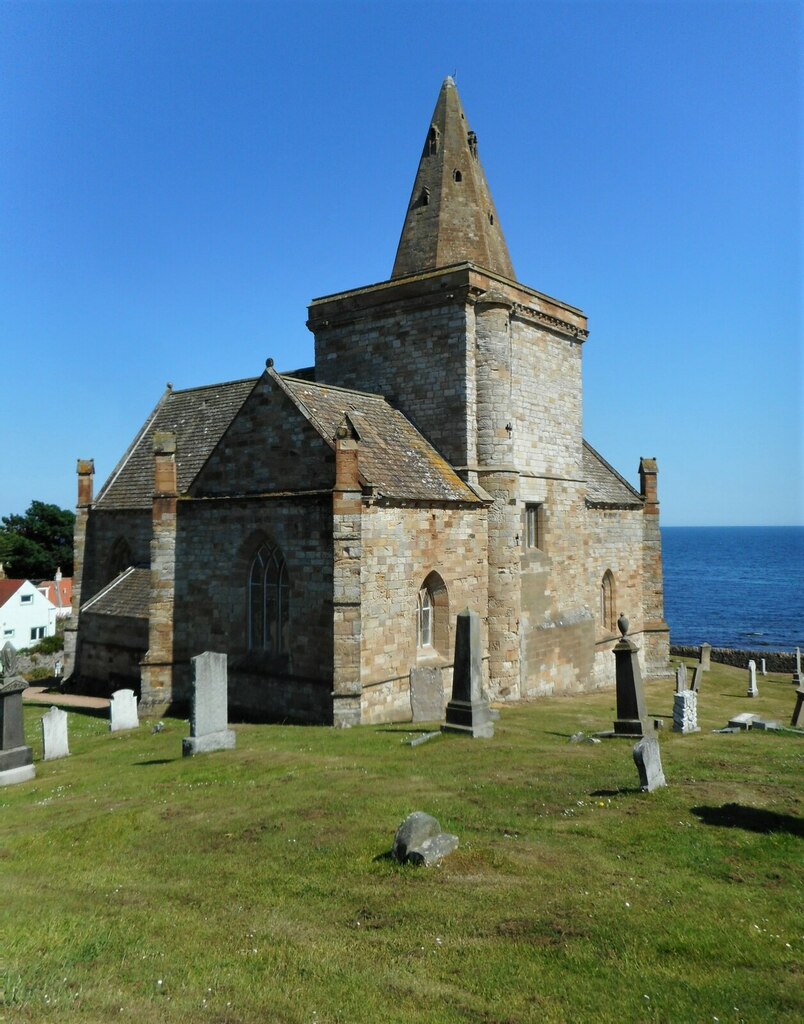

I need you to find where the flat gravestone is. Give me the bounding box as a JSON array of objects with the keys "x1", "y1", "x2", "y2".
[
  {"x1": 673, "y1": 689, "x2": 700, "y2": 734},
  {"x1": 410, "y1": 666, "x2": 444, "y2": 723},
  {"x1": 41, "y1": 706, "x2": 69, "y2": 760},
  {"x1": 442, "y1": 609, "x2": 493, "y2": 739},
  {"x1": 728, "y1": 712, "x2": 760, "y2": 730},
  {"x1": 182, "y1": 651, "x2": 235, "y2": 756},
  {"x1": 109, "y1": 689, "x2": 139, "y2": 732},
  {"x1": 746, "y1": 660, "x2": 758, "y2": 698},
  {"x1": 700, "y1": 643, "x2": 711, "y2": 671},
  {"x1": 0, "y1": 674, "x2": 35, "y2": 786},
  {"x1": 632, "y1": 734, "x2": 666, "y2": 792}
]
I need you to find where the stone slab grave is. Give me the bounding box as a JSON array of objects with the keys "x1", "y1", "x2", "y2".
[
  {"x1": 690, "y1": 665, "x2": 703, "y2": 693},
  {"x1": 633, "y1": 734, "x2": 666, "y2": 792},
  {"x1": 109, "y1": 689, "x2": 139, "y2": 732},
  {"x1": 41, "y1": 706, "x2": 70, "y2": 760},
  {"x1": 442, "y1": 609, "x2": 493, "y2": 739},
  {"x1": 746, "y1": 660, "x2": 758, "y2": 698},
  {"x1": 791, "y1": 688, "x2": 804, "y2": 729},
  {"x1": 728, "y1": 712, "x2": 760, "y2": 730},
  {"x1": 409, "y1": 666, "x2": 444, "y2": 724},
  {"x1": 673, "y1": 689, "x2": 700, "y2": 734},
  {"x1": 183, "y1": 651, "x2": 236, "y2": 757},
  {"x1": 793, "y1": 648, "x2": 802, "y2": 688},
  {"x1": 674, "y1": 662, "x2": 688, "y2": 694},
  {"x1": 700, "y1": 643, "x2": 711, "y2": 671},
  {"x1": 0, "y1": 657, "x2": 35, "y2": 786},
  {"x1": 392, "y1": 811, "x2": 458, "y2": 867}
]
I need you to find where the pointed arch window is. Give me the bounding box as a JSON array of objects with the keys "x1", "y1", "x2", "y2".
[
  {"x1": 416, "y1": 571, "x2": 449, "y2": 656},
  {"x1": 417, "y1": 587, "x2": 433, "y2": 648},
  {"x1": 601, "y1": 570, "x2": 616, "y2": 634},
  {"x1": 248, "y1": 543, "x2": 289, "y2": 654}
]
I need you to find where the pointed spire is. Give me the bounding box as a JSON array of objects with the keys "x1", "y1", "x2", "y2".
[{"x1": 392, "y1": 77, "x2": 515, "y2": 280}]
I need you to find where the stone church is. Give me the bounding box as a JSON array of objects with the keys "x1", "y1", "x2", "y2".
[{"x1": 64, "y1": 78, "x2": 669, "y2": 724}]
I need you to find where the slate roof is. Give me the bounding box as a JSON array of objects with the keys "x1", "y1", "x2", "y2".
[
  {"x1": 279, "y1": 375, "x2": 481, "y2": 503},
  {"x1": 81, "y1": 568, "x2": 150, "y2": 618},
  {"x1": 583, "y1": 441, "x2": 644, "y2": 508},
  {"x1": 95, "y1": 378, "x2": 258, "y2": 509}
]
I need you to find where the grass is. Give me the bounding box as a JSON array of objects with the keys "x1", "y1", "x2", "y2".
[{"x1": 2, "y1": 660, "x2": 802, "y2": 1023}]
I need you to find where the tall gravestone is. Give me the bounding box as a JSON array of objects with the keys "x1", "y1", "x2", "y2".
[
  {"x1": 793, "y1": 648, "x2": 802, "y2": 688},
  {"x1": 746, "y1": 660, "x2": 758, "y2": 698},
  {"x1": 442, "y1": 609, "x2": 493, "y2": 739},
  {"x1": 700, "y1": 643, "x2": 712, "y2": 671},
  {"x1": 760, "y1": 659, "x2": 766, "y2": 676},
  {"x1": 410, "y1": 666, "x2": 444, "y2": 723},
  {"x1": 612, "y1": 615, "x2": 649, "y2": 737},
  {"x1": 109, "y1": 689, "x2": 139, "y2": 731},
  {"x1": 674, "y1": 663, "x2": 687, "y2": 694},
  {"x1": 690, "y1": 665, "x2": 703, "y2": 693},
  {"x1": 183, "y1": 651, "x2": 236, "y2": 756},
  {"x1": 633, "y1": 735, "x2": 666, "y2": 792},
  {"x1": 41, "y1": 706, "x2": 70, "y2": 760},
  {"x1": 0, "y1": 644, "x2": 35, "y2": 786}
]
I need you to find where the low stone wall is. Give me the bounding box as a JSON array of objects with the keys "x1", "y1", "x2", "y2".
[{"x1": 670, "y1": 645, "x2": 795, "y2": 674}]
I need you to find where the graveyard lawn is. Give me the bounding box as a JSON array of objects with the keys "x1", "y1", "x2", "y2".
[{"x1": 2, "y1": 661, "x2": 802, "y2": 1024}]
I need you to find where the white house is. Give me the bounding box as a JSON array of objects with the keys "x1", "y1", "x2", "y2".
[{"x1": 0, "y1": 578, "x2": 57, "y2": 647}]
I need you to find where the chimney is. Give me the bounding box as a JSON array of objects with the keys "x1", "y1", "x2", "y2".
[
  {"x1": 77, "y1": 459, "x2": 95, "y2": 507},
  {"x1": 639, "y1": 457, "x2": 659, "y2": 513},
  {"x1": 153, "y1": 431, "x2": 178, "y2": 496}
]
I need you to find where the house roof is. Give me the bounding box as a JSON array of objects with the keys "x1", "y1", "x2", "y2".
[
  {"x1": 38, "y1": 579, "x2": 73, "y2": 610},
  {"x1": 278, "y1": 374, "x2": 481, "y2": 503},
  {"x1": 95, "y1": 378, "x2": 259, "y2": 510},
  {"x1": 81, "y1": 567, "x2": 150, "y2": 619},
  {"x1": 583, "y1": 441, "x2": 644, "y2": 509},
  {"x1": 0, "y1": 579, "x2": 25, "y2": 607}
]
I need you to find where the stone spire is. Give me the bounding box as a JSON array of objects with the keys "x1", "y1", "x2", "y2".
[{"x1": 392, "y1": 77, "x2": 515, "y2": 280}]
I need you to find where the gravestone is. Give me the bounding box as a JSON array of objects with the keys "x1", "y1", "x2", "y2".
[
  {"x1": 109, "y1": 689, "x2": 139, "y2": 732},
  {"x1": 182, "y1": 651, "x2": 236, "y2": 756},
  {"x1": 41, "y1": 706, "x2": 69, "y2": 760},
  {"x1": 672, "y1": 689, "x2": 699, "y2": 734},
  {"x1": 612, "y1": 616, "x2": 649, "y2": 737},
  {"x1": 0, "y1": 646, "x2": 35, "y2": 785},
  {"x1": 760, "y1": 659, "x2": 766, "y2": 676},
  {"x1": 410, "y1": 666, "x2": 444, "y2": 723},
  {"x1": 632, "y1": 734, "x2": 666, "y2": 792},
  {"x1": 791, "y1": 688, "x2": 804, "y2": 729},
  {"x1": 442, "y1": 609, "x2": 493, "y2": 739},
  {"x1": 793, "y1": 648, "x2": 802, "y2": 687},
  {"x1": 674, "y1": 664, "x2": 687, "y2": 694},
  {"x1": 746, "y1": 660, "x2": 758, "y2": 698},
  {"x1": 392, "y1": 811, "x2": 459, "y2": 867},
  {"x1": 690, "y1": 665, "x2": 703, "y2": 693},
  {"x1": 700, "y1": 643, "x2": 712, "y2": 671},
  {"x1": 728, "y1": 712, "x2": 760, "y2": 730}
]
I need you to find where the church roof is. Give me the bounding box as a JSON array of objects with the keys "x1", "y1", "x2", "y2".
[
  {"x1": 583, "y1": 441, "x2": 644, "y2": 508},
  {"x1": 278, "y1": 375, "x2": 482, "y2": 503},
  {"x1": 392, "y1": 77, "x2": 515, "y2": 280},
  {"x1": 81, "y1": 567, "x2": 150, "y2": 618},
  {"x1": 95, "y1": 378, "x2": 259, "y2": 509}
]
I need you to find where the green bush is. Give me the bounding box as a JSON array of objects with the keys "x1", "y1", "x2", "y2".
[
  {"x1": 30, "y1": 633, "x2": 63, "y2": 655},
  {"x1": 24, "y1": 666, "x2": 52, "y2": 682}
]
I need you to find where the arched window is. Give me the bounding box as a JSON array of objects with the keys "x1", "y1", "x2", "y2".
[
  {"x1": 601, "y1": 570, "x2": 615, "y2": 634},
  {"x1": 248, "y1": 543, "x2": 289, "y2": 654},
  {"x1": 416, "y1": 571, "x2": 449, "y2": 655},
  {"x1": 107, "y1": 537, "x2": 133, "y2": 581}
]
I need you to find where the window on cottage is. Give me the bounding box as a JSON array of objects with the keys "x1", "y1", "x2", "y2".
[
  {"x1": 20, "y1": 593, "x2": 33, "y2": 605},
  {"x1": 601, "y1": 571, "x2": 616, "y2": 634},
  {"x1": 30, "y1": 626, "x2": 45, "y2": 641},
  {"x1": 525, "y1": 503, "x2": 544, "y2": 550},
  {"x1": 3, "y1": 628, "x2": 14, "y2": 638},
  {"x1": 248, "y1": 543, "x2": 289, "y2": 654}
]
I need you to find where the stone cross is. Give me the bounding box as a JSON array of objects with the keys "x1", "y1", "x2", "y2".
[
  {"x1": 182, "y1": 651, "x2": 236, "y2": 756},
  {"x1": 690, "y1": 665, "x2": 703, "y2": 693},
  {"x1": 700, "y1": 643, "x2": 711, "y2": 671},
  {"x1": 109, "y1": 689, "x2": 139, "y2": 732},
  {"x1": 41, "y1": 706, "x2": 70, "y2": 760},
  {"x1": 612, "y1": 616, "x2": 649, "y2": 737},
  {"x1": 0, "y1": 675, "x2": 35, "y2": 786},
  {"x1": 746, "y1": 660, "x2": 758, "y2": 698},
  {"x1": 672, "y1": 689, "x2": 699, "y2": 734},
  {"x1": 632, "y1": 734, "x2": 666, "y2": 792},
  {"x1": 442, "y1": 609, "x2": 494, "y2": 739}
]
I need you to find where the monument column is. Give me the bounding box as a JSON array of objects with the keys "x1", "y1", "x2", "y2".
[
  {"x1": 332, "y1": 416, "x2": 363, "y2": 727},
  {"x1": 63, "y1": 458, "x2": 94, "y2": 681}
]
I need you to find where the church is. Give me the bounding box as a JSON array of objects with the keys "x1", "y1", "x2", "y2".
[{"x1": 64, "y1": 78, "x2": 669, "y2": 725}]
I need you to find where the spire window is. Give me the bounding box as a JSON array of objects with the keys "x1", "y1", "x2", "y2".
[{"x1": 452, "y1": 169, "x2": 462, "y2": 183}]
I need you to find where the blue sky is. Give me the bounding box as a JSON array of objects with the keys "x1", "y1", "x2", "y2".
[{"x1": 1, "y1": 0, "x2": 801, "y2": 526}]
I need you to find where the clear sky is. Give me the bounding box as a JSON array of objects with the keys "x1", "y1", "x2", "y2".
[{"x1": 1, "y1": 0, "x2": 801, "y2": 527}]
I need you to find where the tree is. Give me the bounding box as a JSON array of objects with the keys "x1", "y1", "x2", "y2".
[{"x1": 0, "y1": 501, "x2": 75, "y2": 580}]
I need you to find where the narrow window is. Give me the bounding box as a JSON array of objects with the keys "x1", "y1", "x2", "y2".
[
  {"x1": 453, "y1": 169, "x2": 462, "y2": 183},
  {"x1": 417, "y1": 588, "x2": 433, "y2": 648},
  {"x1": 416, "y1": 571, "x2": 449, "y2": 654},
  {"x1": 525, "y1": 503, "x2": 544, "y2": 550},
  {"x1": 601, "y1": 571, "x2": 616, "y2": 633},
  {"x1": 248, "y1": 542, "x2": 289, "y2": 654},
  {"x1": 20, "y1": 593, "x2": 33, "y2": 605},
  {"x1": 427, "y1": 125, "x2": 440, "y2": 155}
]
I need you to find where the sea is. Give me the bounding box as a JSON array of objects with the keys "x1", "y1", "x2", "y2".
[{"x1": 661, "y1": 526, "x2": 804, "y2": 652}]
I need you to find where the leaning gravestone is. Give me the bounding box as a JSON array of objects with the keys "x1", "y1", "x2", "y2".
[
  {"x1": 410, "y1": 666, "x2": 444, "y2": 723},
  {"x1": 41, "y1": 706, "x2": 69, "y2": 760},
  {"x1": 791, "y1": 688, "x2": 804, "y2": 729},
  {"x1": 392, "y1": 811, "x2": 458, "y2": 867},
  {"x1": 673, "y1": 689, "x2": 700, "y2": 734},
  {"x1": 109, "y1": 689, "x2": 139, "y2": 732},
  {"x1": 700, "y1": 643, "x2": 712, "y2": 671},
  {"x1": 182, "y1": 651, "x2": 235, "y2": 756},
  {"x1": 690, "y1": 665, "x2": 703, "y2": 693},
  {"x1": 612, "y1": 615, "x2": 649, "y2": 737},
  {"x1": 0, "y1": 668, "x2": 35, "y2": 786},
  {"x1": 442, "y1": 609, "x2": 493, "y2": 739},
  {"x1": 746, "y1": 660, "x2": 758, "y2": 698},
  {"x1": 632, "y1": 734, "x2": 666, "y2": 792}
]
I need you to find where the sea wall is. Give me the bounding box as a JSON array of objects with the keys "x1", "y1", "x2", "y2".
[{"x1": 670, "y1": 645, "x2": 796, "y2": 674}]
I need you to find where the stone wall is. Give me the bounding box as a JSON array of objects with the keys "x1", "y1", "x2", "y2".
[
  {"x1": 670, "y1": 645, "x2": 795, "y2": 674},
  {"x1": 74, "y1": 612, "x2": 148, "y2": 693},
  {"x1": 80, "y1": 510, "x2": 152, "y2": 605}
]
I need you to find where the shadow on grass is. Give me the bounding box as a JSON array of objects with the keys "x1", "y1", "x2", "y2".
[
  {"x1": 691, "y1": 803, "x2": 803, "y2": 837},
  {"x1": 590, "y1": 787, "x2": 641, "y2": 797},
  {"x1": 134, "y1": 758, "x2": 178, "y2": 767}
]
